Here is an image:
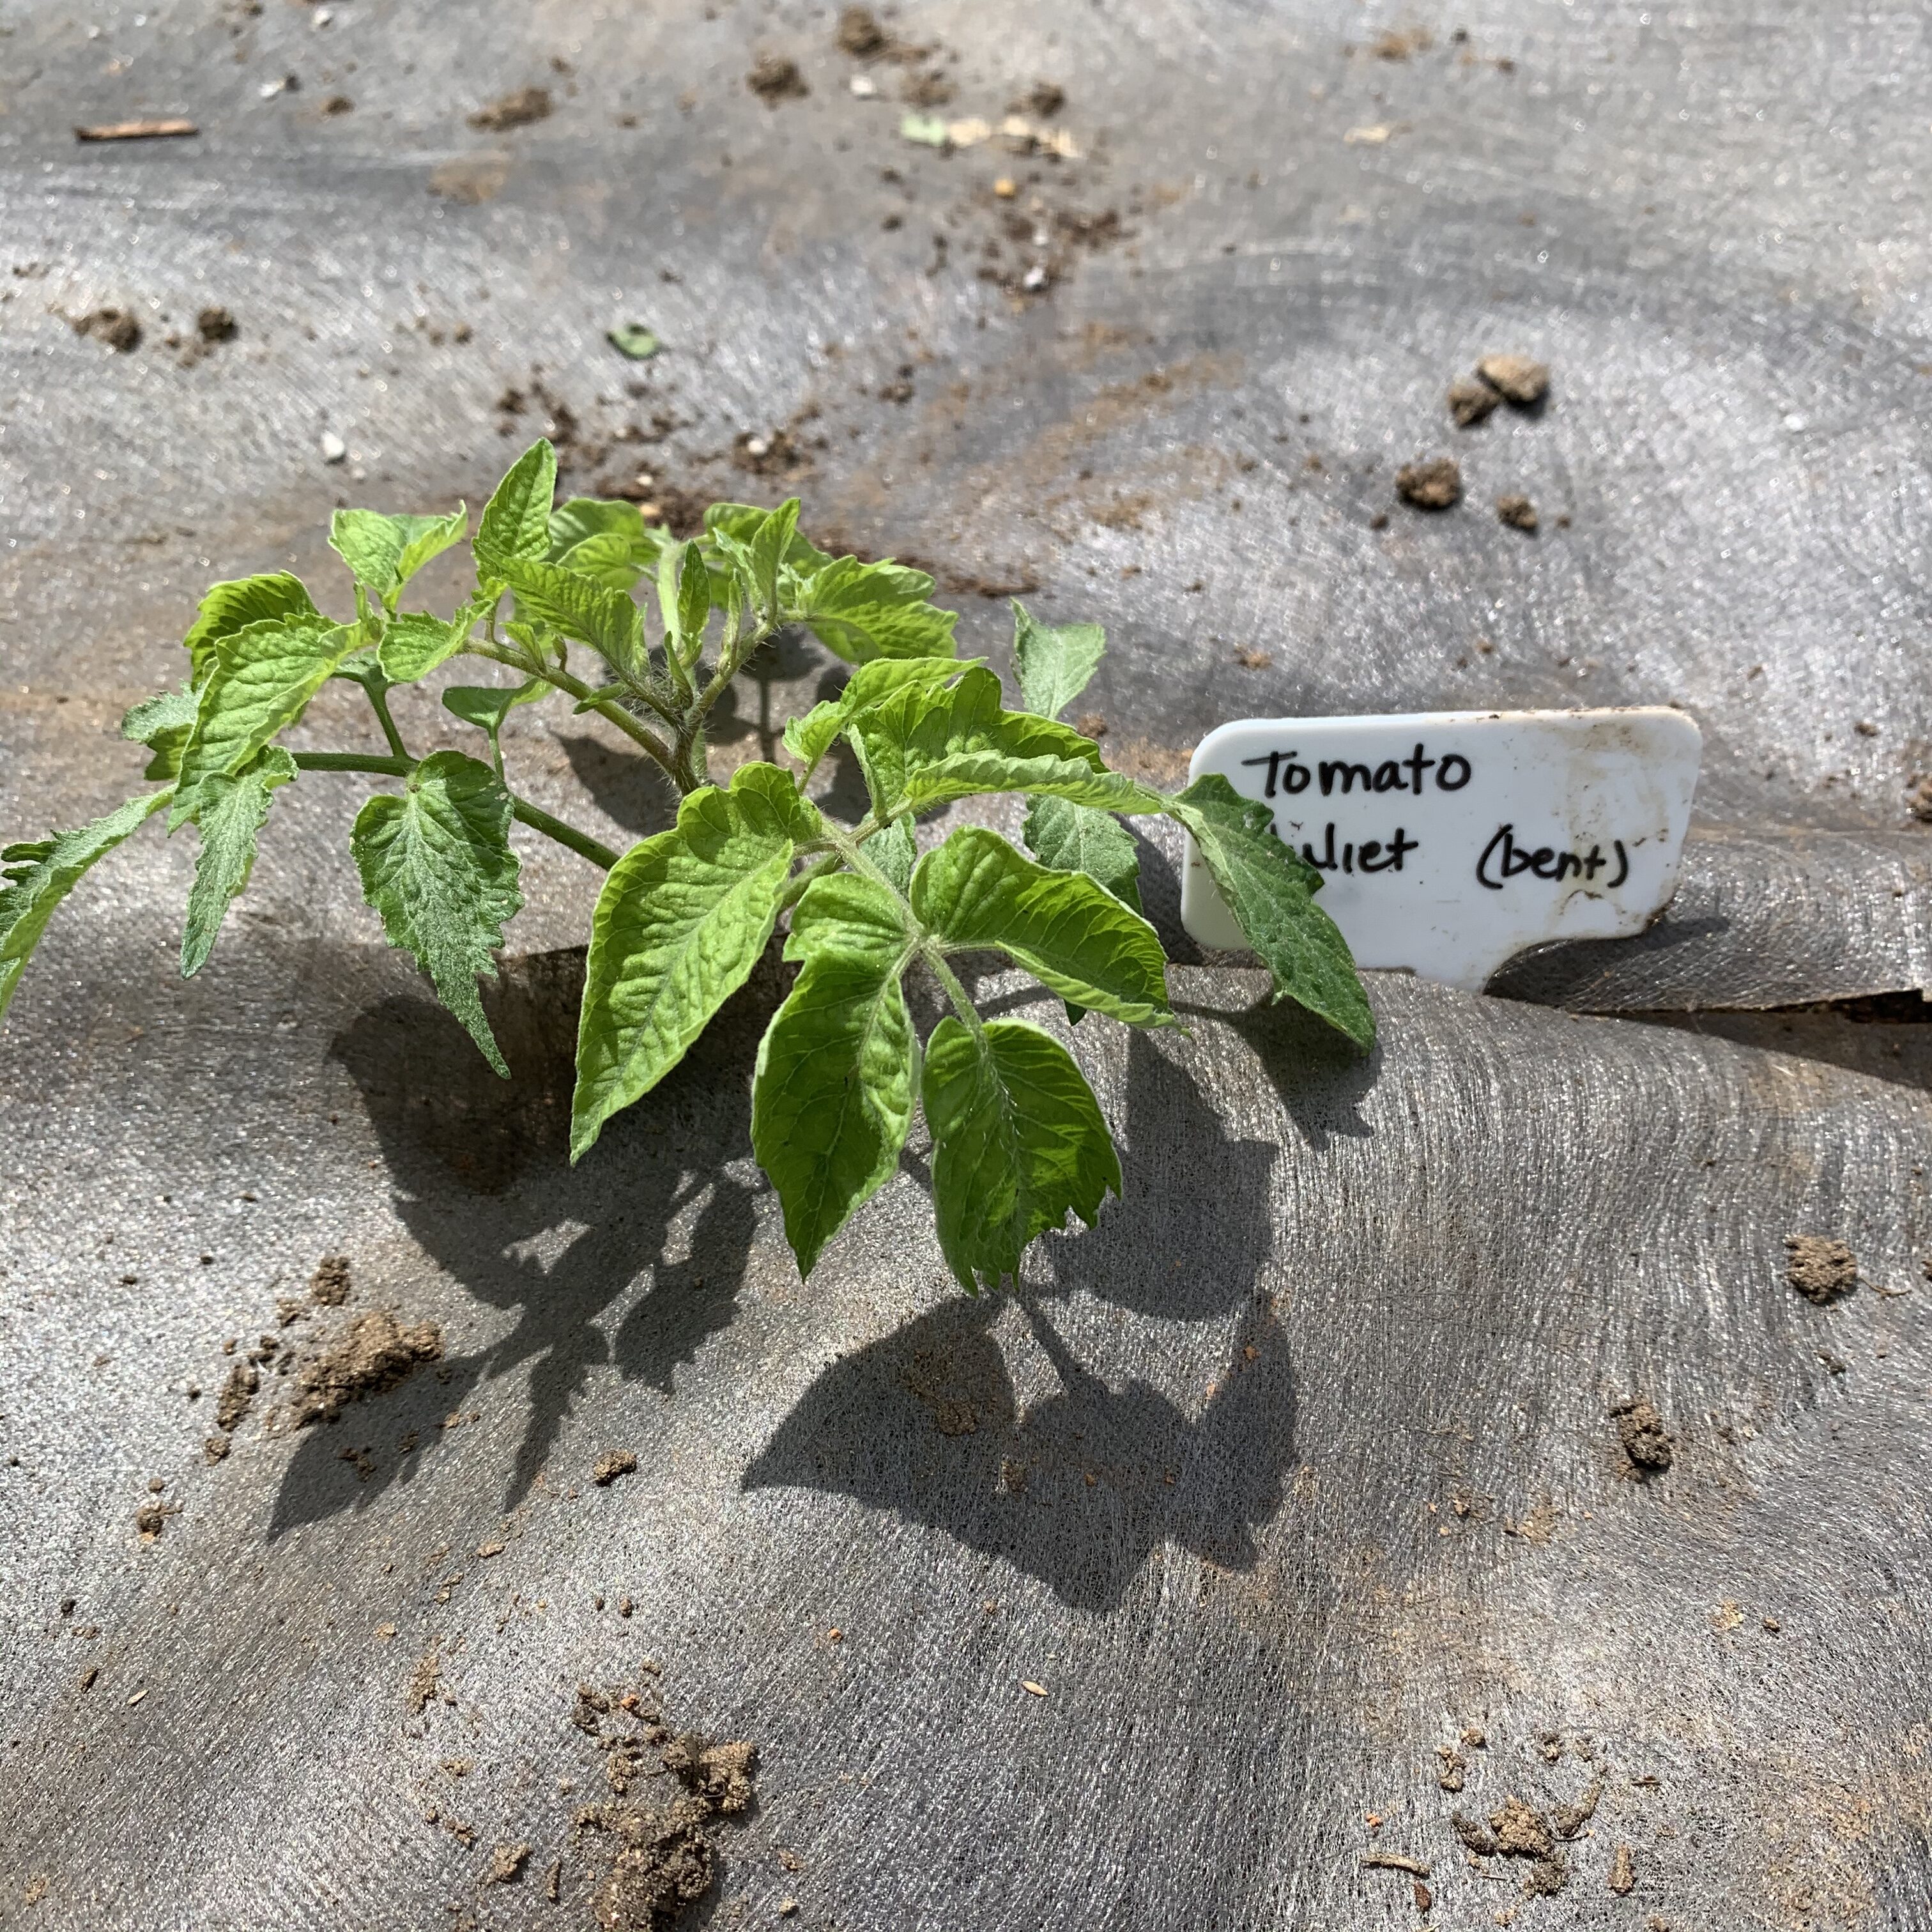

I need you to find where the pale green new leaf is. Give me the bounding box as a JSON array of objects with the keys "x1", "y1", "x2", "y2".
[
  {"x1": 786, "y1": 554, "x2": 960, "y2": 664},
  {"x1": 443, "y1": 678, "x2": 546, "y2": 769},
  {"x1": 870, "y1": 815, "x2": 917, "y2": 896},
  {"x1": 378, "y1": 598, "x2": 485, "y2": 683},
  {"x1": 780, "y1": 655, "x2": 979, "y2": 774},
  {"x1": 703, "y1": 501, "x2": 831, "y2": 574},
  {"x1": 922, "y1": 1016, "x2": 1122, "y2": 1294},
  {"x1": 746, "y1": 498, "x2": 802, "y2": 620},
  {"x1": 1, "y1": 789, "x2": 171, "y2": 1020},
  {"x1": 849, "y1": 666, "x2": 1163, "y2": 819},
  {"x1": 329, "y1": 506, "x2": 466, "y2": 602},
  {"x1": 912, "y1": 827, "x2": 1170, "y2": 1025},
  {"x1": 181, "y1": 746, "x2": 296, "y2": 977},
  {"x1": 350, "y1": 751, "x2": 525, "y2": 1075},
  {"x1": 121, "y1": 685, "x2": 200, "y2": 781},
  {"x1": 1011, "y1": 601, "x2": 1106, "y2": 723},
  {"x1": 572, "y1": 762, "x2": 823, "y2": 1159},
  {"x1": 656, "y1": 541, "x2": 711, "y2": 669},
  {"x1": 752, "y1": 873, "x2": 917, "y2": 1276},
  {"x1": 180, "y1": 572, "x2": 318, "y2": 684},
  {"x1": 1168, "y1": 771, "x2": 1375, "y2": 1049},
  {"x1": 489, "y1": 555, "x2": 643, "y2": 675},
  {"x1": 476, "y1": 440, "x2": 557, "y2": 567},
  {"x1": 171, "y1": 616, "x2": 357, "y2": 827},
  {"x1": 549, "y1": 497, "x2": 666, "y2": 588}
]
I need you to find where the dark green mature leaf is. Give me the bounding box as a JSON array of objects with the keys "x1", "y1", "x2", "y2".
[
  {"x1": 181, "y1": 747, "x2": 295, "y2": 977},
  {"x1": 171, "y1": 616, "x2": 356, "y2": 827},
  {"x1": 477, "y1": 440, "x2": 557, "y2": 566},
  {"x1": 922, "y1": 1016, "x2": 1121, "y2": 1294},
  {"x1": 1011, "y1": 601, "x2": 1106, "y2": 722},
  {"x1": 1022, "y1": 795, "x2": 1142, "y2": 912},
  {"x1": 1, "y1": 789, "x2": 171, "y2": 1020},
  {"x1": 752, "y1": 873, "x2": 917, "y2": 1276},
  {"x1": 849, "y1": 666, "x2": 1162, "y2": 820},
  {"x1": 329, "y1": 506, "x2": 466, "y2": 602},
  {"x1": 181, "y1": 573, "x2": 318, "y2": 684},
  {"x1": 378, "y1": 599, "x2": 486, "y2": 683},
  {"x1": 780, "y1": 655, "x2": 979, "y2": 774},
  {"x1": 786, "y1": 554, "x2": 960, "y2": 663},
  {"x1": 121, "y1": 686, "x2": 200, "y2": 781},
  {"x1": 350, "y1": 751, "x2": 525, "y2": 1076},
  {"x1": 912, "y1": 827, "x2": 1170, "y2": 1025},
  {"x1": 572, "y1": 762, "x2": 822, "y2": 1159},
  {"x1": 489, "y1": 555, "x2": 643, "y2": 675},
  {"x1": 1169, "y1": 772, "x2": 1375, "y2": 1049}
]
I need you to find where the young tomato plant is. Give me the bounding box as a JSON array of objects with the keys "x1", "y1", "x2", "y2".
[{"x1": 1, "y1": 440, "x2": 1374, "y2": 1292}]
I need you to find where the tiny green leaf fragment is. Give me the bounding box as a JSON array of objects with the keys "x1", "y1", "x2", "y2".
[
  {"x1": 572, "y1": 762, "x2": 823, "y2": 1159},
  {"x1": 607, "y1": 323, "x2": 660, "y2": 360},
  {"x1": 476, "y1": 439, "x2": 558, "y2": 567},
  {"x1": 922, "y1": 1016, "x2": 1122, "y2": 1294},
  {"x1": 1168, "y1": 771, "x2": 1376, "y2": 1049},
  {"x1": 171, "y1": 616, "x2": 358, "y2": 827},
  {"x1": 180, "y1": 572, "x2": 318, "y2": 684},
  {"x1": 900, "y1": 112, "x2": 949, "y2": 148},
  {"x1": 1011, "y1": 601, "x2": 1106, "y2": 722},
  {"x1": 121, "y1": 686, "x2": 201, "y2": 781},
  {"x1": 329, "y1": 506, "x2": 466, "y2": 602},
  {"x1": 752, "y1": 873, "x2": 916, "y2": 1276},
  {"x1": 1, "y1": 789, "x2": 172, "y2": 1021},
  {"x1": 785, "y1": 555, "x2": 959, "y2": 664},
  {"x1": 912, "y1": 827, "x2": 1170, "y2": 1025},
  {"x1": 181, "y1": 746, "x2": 295, "y2": 977},
  {"x1": 350, "y1": 751, "x2": 525, "y2": 1076}
]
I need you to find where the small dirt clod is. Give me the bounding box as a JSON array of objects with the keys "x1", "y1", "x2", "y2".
[
  {"x1": 747, "y1": 55, "x2": 809, "y2": 102},
  {"x1": 1397, "y1": 457, "x2": 1462, "y2": 509},
  {"x1": 594, "y1": 1450, "x2": 639, "y2": 1487},
  {"x1": 1435, "y1": 1744, "x2": 1466, "y2": 1792},
  {"x1": 1496, "y1": 493, "x2": 1539, "y2": 532},
  {"x1": 1609, "y1": 1842, "x2": 1636, "y2": 1894},
  {"x1": 1785, "y1": 1234, "x2": 1857, "y2": 1305},
  {"x1": 195, "y1": 305, "x2": 237, "y2": 345},
  {"x1": 310, "y1": 1254, "x2": 352, "y2": 1305},
  {"x1": 1611, "y1": 1397, "x2": 1675, "y2": 1475},
  {"x1": 1448, "y1": 374, "x2": 1500, "y2": 426},
  {"x1": 835, "y1": 6, "x2": 887, "y2": 56},
  {"x1": 73, "y1": 308, "x2": 141, "y2": 353},
  {"x1": 468, "y1": 86, "x2": 552, "y2": 131},
  {"x1": 215, "y1": 1361, "x2": 259, "y2": 1433},
  {"x1": 1476, "y1": 353, "x2": 1551, "y2": 404},
  {"x1": 292, "y1": 1310, "x2": 441, "y2": 1426},
  {"x1": 1488, "y1": 1795, "x2": 1556, "y2": 1859},
  {"x1": 485, "y1": 1841, "x2": 530, "y2": 1886}
]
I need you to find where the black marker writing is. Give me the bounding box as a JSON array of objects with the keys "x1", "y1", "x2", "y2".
[
  {"x1": 1476, "y1": 825, "x2": 1629, "y2": 891},
  {"x1": 1239, "y1": 742, "x2": 1469, "y2": 800},
  {"x1": 1298, "y1": 824, "x2": 1420, "y2": 874}
]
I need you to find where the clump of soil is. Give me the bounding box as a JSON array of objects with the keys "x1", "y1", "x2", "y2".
[
  {"x1": 1785, "y1": 1234, "x2": 1857, "y2": 1305},
  {"x1": 1496, "y1": 493, "x2": 1538, "y2": 532},
  {"x1": 469, "y1": 86, "x2": 552, "y2": 131},
  {"x1": 407, "y1": 1652, "x2": 442, "y2": 1713},
  {"x1": 1448, "y1": 374, "x2": 1499, "y2": 426},
  {"x1": 485, "y1": 1841, "x2": 530, "y2": 1886},
  {"x1": 1907, "y1": 774, "x2": 1932, "y2": 822},
  {"x1": 195, "y1": 305, "x2": 237, "y2": 345},
  {"x1": 1550, "y1": 1781, "x2": 1602, "y2": 1839},
  {"x1": 291, "y1": 1310, "x2": 442, "y2": 1425},
  {"x1": 594, "y1": 1450, "x2": 639, "y2": 1486},
  {"x1": 1435, "y1": 1744, "x2": 1466, "y2": 1791},
  {"x1": 1609, "y1": 1843, "x2": 1636, "y2": 1894},
  {"x1": 1370, "y1": 26, "x2": 1434, "y2": 58},
  {"x1": 747, "y1": 55, "x2": 808, "y2": 102},
  {"x1": 732, "y1": 427, "x2": 814, "y2": 479},
  {"x1": 72, "y1": 308, "x2": 141, "y2": 352},
  {"x1": 215, "y1": 1360, "x2": 258, "y2": 1433},
  {"x1": 573, "y1": 1682, "x2": 759, "y2": 1931},
  {"x1": 1489, "y1": 1795, "x2": 1555, "y2": 1858},
  {"x1": 310, "y1": 1254, "x2": 352, "y2": 1305},
  {"x1": 1523, "y1": 1855, "x2": 1570, "y2": 1896},
  {"x1": 1477, "y1": 353, "x2": 1551, "y2": 404},
  {"x1": 1452, "y1": 1813, "x2": 1500, "y2": 1855},
  {"x1": 1611, "y1": 1397, "x2": 1675, "y2": 1476},
  {"x1": 836, "y1": 6, "x2": 888, "y2": 56},
  {"x1": 1397, "y1": 457, "x2": 1462, "y2": 509}
]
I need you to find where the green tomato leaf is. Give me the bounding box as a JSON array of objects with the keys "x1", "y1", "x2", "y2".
[
  {"x1": 780, "y1": 655, "x2": 981, "y2": 774},
  {"x1": 785, "y1": 553, "x2": 960, "y2": 664},
  {"x1": 1168, "y1": 771, "x2": 1375, "y2": 1049},
  {"x1": 911, "y1": 827, "x2": 1170, "y2": 1026},
  {"x1": 443, "y1": 678, "x2": 547, "y2": 737},
  {"x1": 1011, "y1": 601, "x2": 1106, "y2": 722},
  {"x1": 180, "y1": 746, "x2": 296, "y2": 978},
  {"x1": 848, "y1": 666, "x2": 1162, "y2": 819},
  {"x1": 171, "y1": 616, "x2": 358, "y2": 827},
  {"x1": 329, "y1": 506, "x2": 466, "y2": 602},
  {"x1": 703, "y1": 501, "x2": 831, "y2": 574},
  {"x1": 572, "y1": 762, "x2": 823, "y2": 1159},
  {"x1": 1, "y1": 789, "x2": 172, "y2": 1021},
  {"x1": 378, "y1": 597, "x2": 486, "y2": 683},
  {"x1": 549, "y1": 497, "x2": 666, "y2": 588},
  {"x1": 1020, "y1": 795, "x2": 1142, "y2": 912},
  {"x1": 870, "y1": 815, "x2": 917, "y2": 896},
  {"x1": 477, "y1": 440, "x2": 558, "y2": 567},
  {"x1": 752, "y1": 873, "x2": 917, "y2": 1277},
  {"x1": 921, "y1": 1016, "x2": 1122, "y2": 1294},
  {"x1": 489, "y1": 554, "x2": 643, "y2": 676},
  {"x1": 121, "y1": 686, "x2": 201, "y2": 781},
  {"x1": 350, "y1": 751, "x2": 525, "y2": 1076},
  {"x1": 180, "y1": 572, "x2": 318, "y2": 684},
  {"x1": 656, "y1": 540, "x2": 712, "y2": 669},
  {"x1": 746, "y1": 498, "x2": 802, "y2": 620}
]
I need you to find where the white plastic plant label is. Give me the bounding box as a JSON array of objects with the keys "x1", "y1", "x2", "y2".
[{"x1": 1181, "y1": 707, "x2": 1703, "y2": 990}]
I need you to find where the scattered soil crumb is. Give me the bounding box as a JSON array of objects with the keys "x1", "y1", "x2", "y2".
[
  {"x1": 661, "y1": 1735, "x2": 757, "y2": 1814},
  {"x1": 747, "y1": 56, "x2": 808, "y2": 103},
  {"x1": 310, "y1": 1254, "x2": 352, "y2": 1305},
  {"x1": 1907, "y1": 775, "x2": 1932, "y2": 822},
  {"x1": 1476, "y1": 353, "x2": 1549, "y2": 404},
  {"x1": 1452, "y1": 1814, "x2": 1501, "y2": 1856},
  {"x1": 1370, "y1": 26, "x2": 1434, "y2": 57},
  {"x1": 546, "y1": 1858, "x2": 562, "y2": 1902},
  {"x1": 203, "y1": 1434, "x2": 231, "y2": 1464},
  {"x1": 407, "y1": 1652, "x2": 441, "y2": 1714},
  {"x1": 291, "y1": 1310, "x2": 442, "y2": 1425},
  {"x1": 594, "y1": 1450, "x2": 640, "y2": 1487},
  {"x1": 321, "y1": 93, "x2": 353, "y2": 116},
  {"x1": 195, "y1": 305, "x2": 236, "y2": 345},
  {"x1": 134, "y1": 1500, "x2": 169, "y2": 1541},
  {"x1": 1609, "y1": 1843, "x2": 1636, "y2": 1894},
  {"x1": 1786, "y1": 1234, "x2": 1857, "y2": 1305},
  {"x1": 1462, "y1": 1726, "x2": 1488, "y2": 1748},
  {"x1": 1488, "y1": 1796, "x2": 1555, "y2": 1859},
  {"x1": 836, "y1": 6, "x2": 887, "y2": 56},
  {"x1": 485, "y1": 1842, "x2": 530, "y2": 1886},
  {"x1": 1396, "y1": 457, "x2": 1461, "y2": 509},
  {"x1": 1413, "y1": 1878, "x2": 1433, "y2": 1914},
  {"x1": 429, "y1": 155, "x2": 510, "y2": 204},
  {"x1": 276, "y1": 1296, "x2": 310, "y2": 1327},
  {"x1": 1611, "y1": 1396, "x2": 1675, "y2": 1476},
  {"x1": 1522, "y1": 1854, "x2": 1570, "y2": 1897},
  {"x1": 73, "y1": 308, "x2": 141, "y2": 352},
  {"x1": 469, "y1": 86, "x2": 552, "y2": 132},
  {"x1": 1448, "y1": 374, "x2": 1499, "y2": 427},
  {"x1": 1496, "y1": 493, "x2": 1538, "y2": 532},
  {"x1": 1550, "y1": 1781, "x2": 1602, "y2": 1839},
  {"x1": 1436, "y1": 1744, "x2": 1466, "y2": 1792}
]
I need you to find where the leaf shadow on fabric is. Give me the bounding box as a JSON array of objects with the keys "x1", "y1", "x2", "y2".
[
  {"x1": 270, "y1": 947, "x2": 776, "y2": 1535},
  {"x1": 744, "y1": 1029, "x2": 1298, "y2": 1610}
]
